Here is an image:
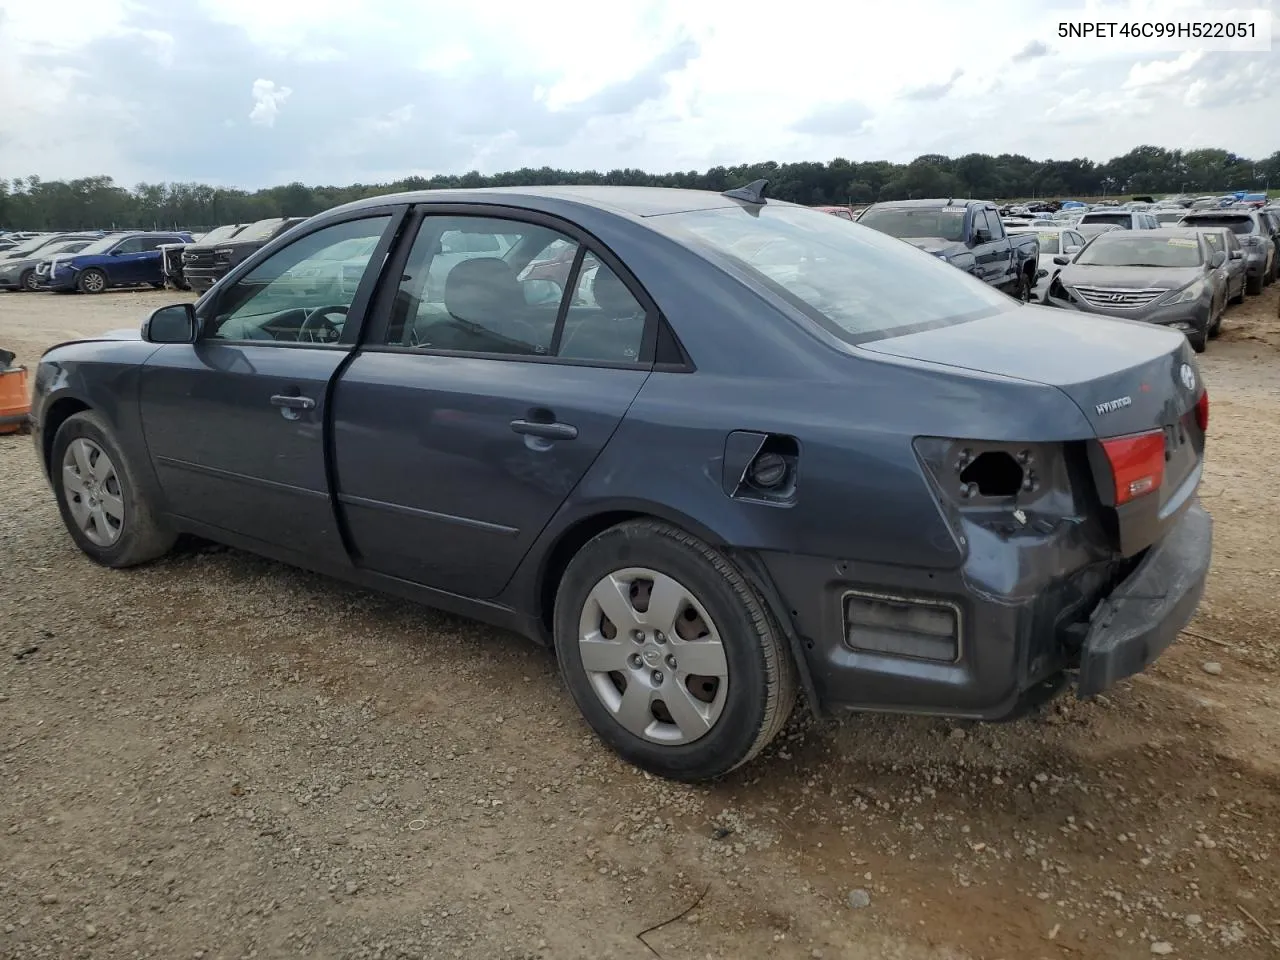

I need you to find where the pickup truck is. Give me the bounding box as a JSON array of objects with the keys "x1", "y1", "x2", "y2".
[{"x1": 856, "y1": 199, "x2": 1040, "y2": 300}]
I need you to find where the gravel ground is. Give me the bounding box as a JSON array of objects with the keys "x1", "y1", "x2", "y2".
[{"x1": 2, "y1": 287, "x2": 1279, "y2": 960}]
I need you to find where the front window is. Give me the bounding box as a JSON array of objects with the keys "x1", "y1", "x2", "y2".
[
  {"x1": 1075, "y1": 234, "x2": 1205, "y2": 268},
  {"x1": 207, "y1": 216, "x2": 391, "y2": 342},
  {"x1": 651, "y1": 204, "x2": 1016, "y2": 344},
  {"x1": 857, "y1": 206, "x2": 969, "y2": 243}
]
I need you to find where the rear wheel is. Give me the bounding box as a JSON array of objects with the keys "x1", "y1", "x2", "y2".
[
  {"x1": 1012, "y1": 271, "x2": 1032, "y2": 303},
  {"x1": 553, "y1": 520, "x2": 796, "y2": 782},
  {"x1": 77, "y1": 269, "x2": 107, "y2": 294},
  {"x1": 50, "y1": 411, "x2": 176, "y2": 567}
]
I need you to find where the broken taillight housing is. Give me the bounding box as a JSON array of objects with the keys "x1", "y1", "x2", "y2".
[
  {"x1": 1100, "y1": 430, "x2": 1166, "y2": 505},
  {"x1": 1195, "y1": 389, "x2": 1209, "y2": 433}
]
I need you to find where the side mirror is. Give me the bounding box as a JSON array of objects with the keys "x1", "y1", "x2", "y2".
[
  {"x1": 1209, "y1": 251, "x2": 1226, "y2": 268},
  {"x1": 1052, "y1": 255, "x2": 1070, "y2": 266},
  {"x1": 143, "y1": 303, "x2": 198, "y2": 343},
  {"x1": 1230, "y1": 249, "x2": 1244, "y2": 260},
  {"x1": 1036, "y1": 268, "x2": 1048, "y2": 279},
  {"x1": 1063, "y1": 244, "x2": 1081, "y2": 255}
]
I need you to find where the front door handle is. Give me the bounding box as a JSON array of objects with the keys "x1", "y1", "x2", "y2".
[
  {"x1": 510, "y1": 419, "x2": 578, "y2": 441},
  {"x1": 270, "y1": 394, "x2": 316, "y2": 410}
]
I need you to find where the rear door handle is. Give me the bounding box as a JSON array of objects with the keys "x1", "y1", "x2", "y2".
[
  {"x1": 510, "y1": 419, "x2": 578, "y2": 441},
  {"x1": 270, "y1": 394, "x2": 316, "y2": 410}
]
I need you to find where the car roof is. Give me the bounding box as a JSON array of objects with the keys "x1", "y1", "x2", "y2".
[
  {"x1": 1100, "y1": 227, "x2": 1204, "y2": 240},
  {"x1": 864, "y1": 198, "x2": 982, "y2": 209},
  {"x1": 329, "y1": 185, "x2": 773, "y2": 220},
  {"x1": 1180, "y1": 209, "x2": 1252, "y2": 218}
]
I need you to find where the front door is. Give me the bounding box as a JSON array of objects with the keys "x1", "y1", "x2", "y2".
[
  {"x1": 331, "y1": 211, "x2": 654, "y2": 598},
  {"x1": 138, "y1": 211, "x2": 401, "y2": 565}
]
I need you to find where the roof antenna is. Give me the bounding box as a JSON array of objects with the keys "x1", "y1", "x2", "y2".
[{"x1": 723, "y1": 179, "x2": 770, "y2": 204}]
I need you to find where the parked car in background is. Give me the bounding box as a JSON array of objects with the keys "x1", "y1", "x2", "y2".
[
  {"x1": 1191, "y1": 227, "x2": 1247, "y2": 312},
  {"x1": 1006, "y1": 225, "x2": 1087, "y2": 302},
  {"x1": 812, "y1": 205, "x2": 856, "y2": 220},
  {"x1": 162, "y1": 223, "x2": 249, "y2": 290},
  {"x1": 1046, "y1": 228, "x2": 1228, "y2": 351},
  {"x1": 1, "y1": 232, "x2": 103, "y2": 262},
  {"x1": 182, "y1": 217, "x2": 306, "y2": 293},
  {"x1": 29, "y1": 183, "x2": 1212, "y2": 782},
  {"x1": 857, "y1": 198, "x2": 1040, "y2": 299},
  {"x1": 1154, "y1": 210, "x2": 1186, "y2": 226},
  {"x1": 1078, "y1": 210, "x2": 1160, "y2": 231},
  {"x1": 0, "y1": 239, "x2": 94, "y2": 291},
  {"x1": 1177, "y1": 209, "x2": 1278, "y2": 294},
  {"x1": 46, "y1": 231, "x2": 193, "y2": 294}
]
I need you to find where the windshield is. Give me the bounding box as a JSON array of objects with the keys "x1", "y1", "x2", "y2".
[
  {"x1": 1081, "y1": 212, "x2": 1133, "y2": 226},
  {"x1": 73, "y1": 235, "x2": 130, "y2": 256},
  {"x1": 200, "y1": 224, "x2": 245, "y2": 244},
  {"x1": 1075, "y1": 234, "x2": 1204, "y2": 268},
  {"x1": 1182, "y1": 216, "x2": 1252, "y2": 235},
  {"x1": 857, "y1": 206, "x2": 968, "y2": 243},
  {"x1": 5, "y1": 235, "x2": 57, "y2": 257},
  {"x1": 650, "y1": 204, "x2": 1016, "y2": 344},
  {"x1": 235, "y1": 219, "x2": 290, "y2": 243}
]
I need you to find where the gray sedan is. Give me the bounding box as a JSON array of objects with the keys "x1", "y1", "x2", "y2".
[
  {"x1": 29, "y1": 183, "x2": 1213, "y2": 781},
  {"x1": 1045, "y1": 228, "x2": 1228, "y2": 352}
]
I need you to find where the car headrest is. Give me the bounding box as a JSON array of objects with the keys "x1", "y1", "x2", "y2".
[{"x1": 444, "y1": 257, "x2": 522, "y2": 323}]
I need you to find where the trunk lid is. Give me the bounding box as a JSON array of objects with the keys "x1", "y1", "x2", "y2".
[{"x1": 864, "y1": 306, "x2": 1206, "y2": 555}]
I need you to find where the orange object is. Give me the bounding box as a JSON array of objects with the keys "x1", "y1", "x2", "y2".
[{"x1": 0, "y1": 364, "x2": 30, "y2": 435}]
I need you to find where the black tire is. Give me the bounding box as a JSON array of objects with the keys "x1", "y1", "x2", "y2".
[
  {"x1": 1012, "y1": 271, "x2": 1032, "y2": 303},
  {"x1": 553, "y1": 520, "x2": 797, "y2": 782},
  {"x1": 76, "y1": 268, "x2": 108, "y2": 295},
  {"x1": 50, "y1": 410, "x2": 176, "y2": 568},
  {"x1": 150, "y1": 281, "x2": 165, "y2": 289},
  {"x1": 19, "y1": 269, "x2": 37, "y2": 292},
  {"x1": 1245, "y1": 271, "x2": 1264, "y2": 296},
  {"x1": 1188, "y1": 327, "x2": 1207, "y2": 353}
]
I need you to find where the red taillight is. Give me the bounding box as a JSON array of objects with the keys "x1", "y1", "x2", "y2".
[
  {"x1": 1195, "y1": 389, "x2": 1209, "y2": 433},
  {"x1": 1101, "y1": 430, "x2": 1166, "y2": 505}
]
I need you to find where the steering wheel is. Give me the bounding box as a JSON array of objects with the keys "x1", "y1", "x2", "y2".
[{"x1": 298, "y1": 305, "x2": 349, "y2": 344}]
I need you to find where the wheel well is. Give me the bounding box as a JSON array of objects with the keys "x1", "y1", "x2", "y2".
[
  {"x1": 41, "y1": 398, "x2": 90, "y2": 471},
  {"x1": 537, "y1": 511, "x2": 647, "y2": 636}
]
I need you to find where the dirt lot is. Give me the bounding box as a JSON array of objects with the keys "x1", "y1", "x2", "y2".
[{"x1": 2, "y1": 288, "x2": 1279, "y2": 960}]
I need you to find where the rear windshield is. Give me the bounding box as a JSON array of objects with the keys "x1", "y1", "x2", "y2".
[
  {"x1": 1181, "y1": 216, "x2": 1252, "y2": 235},
  {"x1": 236, "y1": 219, "x2": 291, "y2": 243},
  {"x1": 200, "y1": 224, "x2": 245, "y2": 244},
  {"x1": 1080, "y1": 212, "x2": 1133, "y2": 226},
  {"x1": 650, "y1": 204, "x2": 1016, "y2": 344},
  {"x1": 1032, "y1": 231, "x2": 1061, "y2": 254},
  {"x1": 856, "y1": 206, "x2": 968, "y2": 243},
  {"x1": 1076, "y1": 234, "x2": 1204, "y2": 268}
]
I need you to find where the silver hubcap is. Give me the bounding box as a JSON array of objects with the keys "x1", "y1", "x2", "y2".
[
  {"x1": 83, "y1": 272, "x2": 104, "y2": 292},
  {"x1": 61, "y1": 438, "x2": 124, "y2": 546},
  {"x1": 578, "y1": 567, "x2": 729, "y2": 745}
]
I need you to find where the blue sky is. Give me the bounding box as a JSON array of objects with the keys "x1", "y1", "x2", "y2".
[{"x1": 0, "y1": 0, "x2": 1276, "y2": 188}]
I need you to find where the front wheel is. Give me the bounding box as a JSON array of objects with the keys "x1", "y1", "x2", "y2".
[
  {"x1": 1188, "y1": 327, "x2": 1208, "y2": 353},
  {"x1": 50, "y1": 411, "x2": 176, "y2": 567},
  {"x1": 77, "y1": 268, "x2": 107, "y2": 294},
  {"x1": 20, "y1": 269, "x2": 38, "y2": 292},
  {"x1": 554, "y1": 520, "x2": 797, "y2": 782}
]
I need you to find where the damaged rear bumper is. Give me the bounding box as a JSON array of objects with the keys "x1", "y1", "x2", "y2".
[{"x1": 1076, "y1": 501, "x2": 1213, "y2": 697}]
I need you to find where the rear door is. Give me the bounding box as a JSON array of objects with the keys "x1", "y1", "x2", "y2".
[
  {"x1": 330, "y1": 207, "x2": 655, "y2": 598},
  {"x1": 138, "y1": 209, "x2": 404, "y2": 564}
]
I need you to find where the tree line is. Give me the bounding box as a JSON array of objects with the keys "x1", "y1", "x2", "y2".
[{"x1": 2, "y1": 144, "x2": 1276, "y2": 231}]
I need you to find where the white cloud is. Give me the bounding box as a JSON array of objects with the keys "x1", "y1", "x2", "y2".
[
  {"x1": 248, "y1": 79, "x2": 292, "y2": 127},
  {"x1": 1125, "y1": 51, "x2": 1204, "y2": 88}
]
